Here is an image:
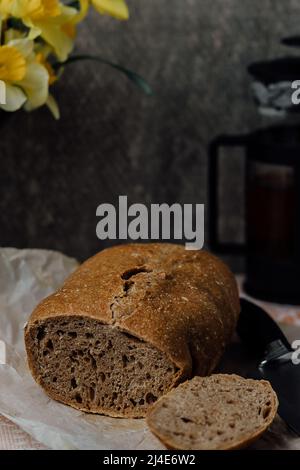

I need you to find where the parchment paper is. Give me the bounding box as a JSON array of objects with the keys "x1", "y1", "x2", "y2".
[{"x1": 0, "y1": 248, "x2": 299, "y2": 450}]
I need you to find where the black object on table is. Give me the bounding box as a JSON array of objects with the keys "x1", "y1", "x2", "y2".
[{"x1": 238, "y1": 299, "x2": 300, "y2": 436}]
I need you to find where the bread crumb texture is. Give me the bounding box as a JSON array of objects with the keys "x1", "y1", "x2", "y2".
[{"x1": 147, "y1": 374, "x2": 278, "y2": 450}]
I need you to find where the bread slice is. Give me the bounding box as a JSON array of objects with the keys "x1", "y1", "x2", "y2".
[
  {"x1": 25, "y1": 244, "x2": 240, "y2": 418},
  {"x1": 146, "y1": 374, "x2": 278, "y2": 450}
]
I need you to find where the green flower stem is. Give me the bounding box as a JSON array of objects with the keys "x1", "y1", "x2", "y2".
[{"x1": 53, "y1": 55, "x2": 153, "y2": 96}]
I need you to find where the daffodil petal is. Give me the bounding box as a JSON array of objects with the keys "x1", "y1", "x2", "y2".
[
  {"x1": 73, "y1": 0, "x2": 89, "y2": 24},
  {"x1": 23, "y1": 18, "x2": 42, "y2": 41},
  {"x1": 0, "y1": 83, "x2": 27, "y2": 111},
  {"x1": 37, "y1": 4, "x2": 77, "y2": 25},
  {"x1": 4, "y1": 27, "x2": 25, "y2": 42},
  {"x1": 8, "y1": 38, "x2": 34, "y2": 59},
  {"x1": 46, "y1": 93, "x2": 60, "y2": 119},
  {"x1": 20, "y1": 62, "x2": 49, "y2": 110},
  {"x1": 35, "y1": 21, "x2": 74, "y2": 61},
  {"x1": 27, "y1": 24, "x2": 42, "y2": 40},
  {"x1": 92, "y1": 0, "x2": 129, "y2": 20}
]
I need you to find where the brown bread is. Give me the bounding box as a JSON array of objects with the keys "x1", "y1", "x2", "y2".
[
  {"x1": 147, "y1": 374, "x2": 278, "y2": 450},
  {"x1": 24, "y1": 244, "x2": 240, "y2": 418}
]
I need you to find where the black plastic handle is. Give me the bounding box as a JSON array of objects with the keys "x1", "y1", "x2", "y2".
[
  {"x1": 208, "y1": 134, "x2": 248, "y2": 254},
  {"x1": 237, "y1": 299, "x2": 291, "y2": 357}
]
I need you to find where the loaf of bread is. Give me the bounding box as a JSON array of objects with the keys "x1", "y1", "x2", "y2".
[
  {"x1": 25, "y1": 243, "x2": 240, "y2": 418},
  {"x1": 147, "y1": 374, "x2": 278, "y2": 450}
]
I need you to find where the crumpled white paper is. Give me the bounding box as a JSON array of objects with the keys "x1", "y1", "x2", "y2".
[
  {"x1": 0, "y1": 248, "x2": 163, "y2": 450},
  {"x1": 0, "y1": 248, "x2": 299, "y2": 450}
]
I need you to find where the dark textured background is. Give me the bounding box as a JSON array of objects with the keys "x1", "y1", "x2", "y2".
[{"x1": 1, "y1": 0, "x2": 300, "y2": 264}]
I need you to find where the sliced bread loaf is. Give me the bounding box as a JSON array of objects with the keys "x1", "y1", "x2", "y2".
[
  {"x1": 25, "y1": 244, "x2": 240, "y2": 418},
  {"x1": 146, "y1": 374, "x2": 278, "y2": 450}
]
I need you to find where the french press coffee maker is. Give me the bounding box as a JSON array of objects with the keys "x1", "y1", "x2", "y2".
[{"x1": 209, "y1": 55, "x2": 300, "y2": 304}]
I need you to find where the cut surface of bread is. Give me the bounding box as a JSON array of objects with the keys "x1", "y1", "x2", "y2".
[
  {"x1": 147, "y1": 374, "x2": 278, "y2": 450},
  {"x1": 25, "y1": 244, "x2": 240, "y2": 418},
  {"x1": 26, "y1": 316, "x2": 180, "y2": 418}
]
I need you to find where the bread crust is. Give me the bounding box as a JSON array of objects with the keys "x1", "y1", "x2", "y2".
[{"x1": 25, "y1": 244, "x2": 240, "y2": 413}]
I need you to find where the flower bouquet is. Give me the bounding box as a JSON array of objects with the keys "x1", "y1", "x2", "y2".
[{"x1": 0, "y1": 0, "x2": 149, "y2": 118}]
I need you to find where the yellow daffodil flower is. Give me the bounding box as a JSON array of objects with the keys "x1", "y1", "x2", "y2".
[
  {"x1": 0, "y1": 0, "x2": 130, "y2": 117},
  {"x1": 0, "y1": 38, "x2": 49, "y2": 112},
  {"x1": 0, "y1": 1, "x2": 78, "y2": 61}
]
